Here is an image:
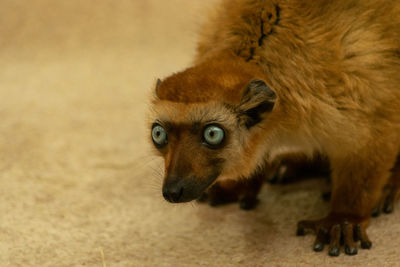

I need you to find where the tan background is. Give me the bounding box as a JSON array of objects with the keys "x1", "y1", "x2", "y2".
[{"x1": 0, "y1": 0, "x2": 399, "y2": 266}]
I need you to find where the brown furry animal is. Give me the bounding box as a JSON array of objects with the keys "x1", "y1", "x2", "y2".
[{"x1": 148, "y1": 0, "x2": 400, "y2": 256}]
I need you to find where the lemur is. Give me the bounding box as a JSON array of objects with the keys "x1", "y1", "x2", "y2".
[{"x1": 148, "y1": 0, "x2": 400, "y2": 256}]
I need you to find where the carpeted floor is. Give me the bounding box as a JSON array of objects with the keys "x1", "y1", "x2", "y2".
[{"x1": 1, "y1": 1, "x2": 399, "y2": 266}]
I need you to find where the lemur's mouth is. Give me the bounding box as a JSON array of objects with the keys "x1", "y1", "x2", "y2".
[{"x1": 162, "y1": 174, "x2": 219, "y2": 203}]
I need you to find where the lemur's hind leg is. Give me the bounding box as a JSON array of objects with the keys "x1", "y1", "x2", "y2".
[
  {"x1": 266, "y1": 153, "x2": 332, "y2": 201},
  {"x1": 198, "y1": 171, "x2": 264, "y2": 210},
  {"x1": 266, "y1": 153, "x2": 330, "y2": 184},
  {"x1": 324, "y1": 154, "x2": 400, "y2": 217},
  {"x1": 372, "y1": 154, "x2": 400, "y2": 216}
]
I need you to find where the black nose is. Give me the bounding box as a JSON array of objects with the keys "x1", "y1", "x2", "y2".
[{"x1": 162, "y1": 183, "x2": 184, "y2": 203}]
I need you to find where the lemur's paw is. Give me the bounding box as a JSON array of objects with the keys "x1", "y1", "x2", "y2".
[
  {"x1": 196, "y1": 185, "x2": 239, "y2": 207},
  {"x1": 196, "y1": 192, "x2": 209, "y2": 203},
  {"x1": 239, "y1": 196, "x2": 259, "y2": 210},
  {"x1": 297, "y1": 215, "x2": 371, "y2": 256},
  {"x1": 197, "y1": 185, "x2": 259, "y2": 210},
  {"x1": 208, "y1": 195, "x2": 238, "y2": 207}
]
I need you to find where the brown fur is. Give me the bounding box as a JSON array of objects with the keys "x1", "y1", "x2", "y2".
[{"x1": 149, "y1": 0, "x2": 400, "y2": 256}]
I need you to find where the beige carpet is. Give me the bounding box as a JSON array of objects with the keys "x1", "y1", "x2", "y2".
[{"x1": 1, "y1": 1, "x2": 399, "y2": 266}]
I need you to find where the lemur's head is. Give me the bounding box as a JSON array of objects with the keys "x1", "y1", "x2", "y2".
[{"x1": 149, "y1": 58, "x2": 277, "y2": 203}]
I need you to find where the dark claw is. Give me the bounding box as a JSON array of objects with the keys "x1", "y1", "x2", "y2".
[
  {"x1": 361, "y1": 240, "x2": 372, "y2": 249},
  {"x1": 355, "y1": 224, "x2": 372, "y2": 249},
  {"x1": 313, "y1": 242, "x2": 324, "y2": 252},
  {"x1": 371, "y1": 205, "x2": 381, "y2": 217},
  {"x1": 344, "y1": 245, "x2": 358, "y2": 255},
  {"x1": 313, "y1": 228, "x2": 328, "y2": 252},
  {"x1": 328, "y1": 247, "x2": 340, "y2": 257},
  {"x1": 328, "y1": 224, "x2": 341, "y2": 257},
  {"x1": 383, "y1": 197, "x2": 394, "y2": 213},
  {"x1": 342, "y1": 221, "x2": 357, "y2": 255},
  {"x1": 383, "y1": 204, "x2": 393, "y2": 214}
]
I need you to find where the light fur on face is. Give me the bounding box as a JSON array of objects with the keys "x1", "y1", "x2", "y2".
[{"x1": 149, "y1": 99, "x2": 268, "y2": 179}]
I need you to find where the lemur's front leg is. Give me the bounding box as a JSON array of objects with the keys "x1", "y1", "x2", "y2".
[
  {"x1": 198, "y1": 171, "x2": 264, "y2": 210},
  {"x1": 297, "y1": 148, "x2": 398, "y2": 256}
]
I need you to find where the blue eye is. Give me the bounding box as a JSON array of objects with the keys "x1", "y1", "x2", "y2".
[
  {"x1": 152, "y1": 124, "x2": 167, "y2": 147},
  {"x1": 203, "y1": 125, "x2": 224, "y2": 146}
]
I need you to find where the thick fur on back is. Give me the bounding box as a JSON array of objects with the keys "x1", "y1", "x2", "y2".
[{"x1": 196, "y1": 0, "x2": 400, "y2": 159}]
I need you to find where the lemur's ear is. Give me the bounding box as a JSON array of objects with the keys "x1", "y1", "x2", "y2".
[
  {"x1": 154, "y1": 78, "x2": 162, "y2": 98},
  {"x1": 238, "y1": 79, "x2": 277, "y2": 129}
]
